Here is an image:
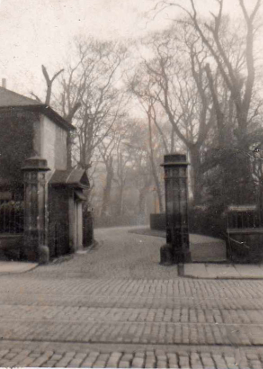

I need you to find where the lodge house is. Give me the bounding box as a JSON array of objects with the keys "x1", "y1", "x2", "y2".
[{"x1": 0, "y1": 86, "x2": 91, "y2": 262}]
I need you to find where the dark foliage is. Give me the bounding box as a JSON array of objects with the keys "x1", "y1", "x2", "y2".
[
  {"x1": 202, "y1": 145, "x2": 257, "y2": 209},
  {"x1": 188, "y1": 206, "x2": 227, "y2": 240},
  {"x1": 0, "y1": 201, "x2": 24, "y2": 233},
  {"x1": 149, "y1": 209, "x2": 227, "y2": 240}
]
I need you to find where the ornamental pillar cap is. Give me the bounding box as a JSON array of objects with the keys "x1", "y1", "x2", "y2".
[
  {"x1": 161, "y1": 153, "x2": 189, "y2": 167},
  {"x1": 22, "y1": 155, "x2": 50, "y2": 172}
]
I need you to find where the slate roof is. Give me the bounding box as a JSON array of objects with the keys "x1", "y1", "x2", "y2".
[
  {"x1": 0, "y1": 87, "x2": 40, "y2": 107},
  {"x1": 0, "y1": 87, "x2": 75, "y2": 131},
  {"x1": 49, "y1": 168, "x2": 90, "y2": 188}
]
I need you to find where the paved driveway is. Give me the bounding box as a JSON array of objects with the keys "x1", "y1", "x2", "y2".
[
  {"x1": 29, "y1": 226, "x2": 178, "y2": 280},
  {"x1": 0, "y1": 226, "x2": 263, "y2": 368},
  {"x1": 129, "y1": 227, "x2": 226, "y2": 262}
]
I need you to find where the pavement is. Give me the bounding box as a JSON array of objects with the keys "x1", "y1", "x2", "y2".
[
  {"x1": 1, "y1": 226, "x2": 263, "y2": 368},
  {"x1": 0, "y1": 260, "x2": 37, "y2": 274},
  {"x1": 185, "y1": 263, "x2": 263, "y2": 279}
]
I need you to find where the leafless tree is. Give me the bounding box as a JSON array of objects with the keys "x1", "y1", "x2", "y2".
[
  {"x1": 98, "y1": 134, "x2": 116, "y2": 217},
  {"x1": 31, "y1": 65, "x2": 81, "y2": 168},
  {"x1": 131, "y1": 26, "x2": 214, "y2": 204},
  {"x1": 121, "y1": 120, "x2": 154, "y2": 217},
  {"x1": 57, "y1": 38, "x2": 128, "y2": 172},
  {"x1": 157, "y1": 0, "x2": 262, "y2": 203},
  {"x1": 129, "y1": 76, "x2": 168, "y2": 212},
  {"x1": 31, "y1": 65, "x2": 63, "y2": 105}
]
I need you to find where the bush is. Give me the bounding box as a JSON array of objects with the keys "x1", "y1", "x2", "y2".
[
  {"x1": 188, "y1": 206, "x2": 227, "y2": 239},
  {"x1": 149, "y1": 207, "x2": 227, "y2": 240},
  {"x1": 150, "y1": 213, "x2": 165, "y2": 231}
]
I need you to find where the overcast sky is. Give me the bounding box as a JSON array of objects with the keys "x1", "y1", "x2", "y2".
[{"x1": 0, "y1": 0, "x2": 260, "y2": 97}]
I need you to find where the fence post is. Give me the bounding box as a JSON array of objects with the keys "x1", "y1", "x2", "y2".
[{"x1": 22, "y1": 156, "x2": 50, "y2": 262}]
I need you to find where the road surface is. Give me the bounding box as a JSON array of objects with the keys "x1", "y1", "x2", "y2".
[{"x1": 0, "y1": 226, "x2": 262, "y2": 368}]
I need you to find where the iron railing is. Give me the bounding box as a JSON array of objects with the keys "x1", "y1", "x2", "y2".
[
  {"x1": 0, "y1": 200, "x2": 24, "y2": 234},
  {"x1": 227, "y1": 205, "x2": 263, "y2": 229}
]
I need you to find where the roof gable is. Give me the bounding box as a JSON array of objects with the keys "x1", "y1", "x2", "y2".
[
  {"x1": 0, "y1": 87, "x2": 40, "y2": 107},
  {"x1": 0, "y1": 87, "x2": 75, "y2": 131},
  {"x1": 49, "y1": 168, "x2": 90, "y2": 188}
]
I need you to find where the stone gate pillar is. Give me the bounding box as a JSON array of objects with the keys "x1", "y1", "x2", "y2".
[
  {"x1": 22, "y1": 156, "x2": 50, "y2": 262},
  {"x1": 160, "y1": 153, "x2": 191, "y2": 265}
]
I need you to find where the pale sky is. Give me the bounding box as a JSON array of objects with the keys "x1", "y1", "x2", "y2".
[{"x1": 0, "y1": 0, "x2": 260, "y2": 97}]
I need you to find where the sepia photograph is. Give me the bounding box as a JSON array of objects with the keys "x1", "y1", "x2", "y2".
[{"x1": 0, "y1": 0, "x2": 262, "y2": 368}]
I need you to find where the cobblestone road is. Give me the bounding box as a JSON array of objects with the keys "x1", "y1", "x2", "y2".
[{"x1": 1, "y1": 227, "x2": 263, "y2": 368}]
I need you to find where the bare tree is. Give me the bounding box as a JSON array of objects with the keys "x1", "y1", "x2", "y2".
[
  {"x1": 98, "y1": 135, "x2": 116, "y2": 217},
  {"x1": 128, "y1": 77, "x2": 167, "y2": 212},
  {"x1": 31, "y1": 65, "x2": 82, "y2": 168},
  {"x1": 122, "y1": 120, "x2": 154, "y2": 218},
  {"x1": 131, "y1": 26, "x2": 214, "y2": 204},
  {"x1": 31, "y1": 65, "x2": 63, "y2": 105},
  {"x1": 57, "y1": 38, "x2": 128, "y2": 172},
  {"x1": 187, "y1": 0, "x2": 261, "y2": 139},
  {"x1": 41, "y1": 65, "x2": 64, "y2": 106},
  {"x1": 162, "y1": 0, "x2": 262, "y2": 203}
]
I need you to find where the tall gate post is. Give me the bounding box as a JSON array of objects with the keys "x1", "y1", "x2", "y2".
[
  {"x1": 22, "y1": 156, "x2": 50, "y2": 262},
  {"x1": 160, "y1": 153, "x2": 191, "y2": 266}
]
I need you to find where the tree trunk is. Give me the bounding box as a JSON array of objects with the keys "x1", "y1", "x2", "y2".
[
  {"x1": 147, "y1": 107, "x2": 164, "y2": 213},
  {"x1": 137, "y1": 185, "x2": 150, "y2": 217},
  {"x1": 154, "y1": 173, "x2": 164, "y2": 213},
  {"x1": 115, "y1": 185, "x2": 124, "y2": 217},
  {"x1": 101, "y1": 158, "x2": 114, "y2": 217},
  {"x1": 189, "y1": 145, "x2": 202, "y2": 205}
]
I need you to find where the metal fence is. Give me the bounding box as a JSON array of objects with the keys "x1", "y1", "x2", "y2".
[
  {"x1": 0, "y1": 200, "x2": 24, "y2": 234},
  {"x1": 227, "y1": 205, "x2": 263, "y2": 229}
]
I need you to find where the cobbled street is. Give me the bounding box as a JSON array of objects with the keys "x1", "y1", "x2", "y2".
[{"x1": 1, "y1": 227, "x2": 263, "y2": 368}]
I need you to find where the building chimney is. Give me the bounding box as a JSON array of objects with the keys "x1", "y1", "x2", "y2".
[{"x1": 2, "y1": 78, "x2": 6, "y2": 89}]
